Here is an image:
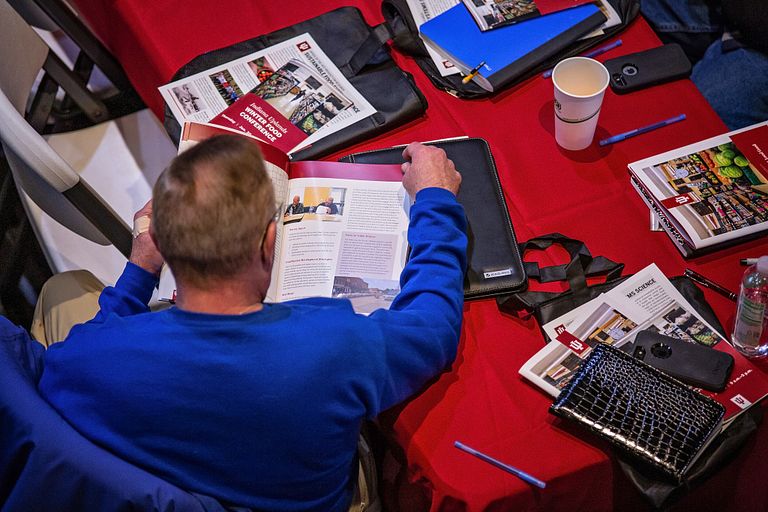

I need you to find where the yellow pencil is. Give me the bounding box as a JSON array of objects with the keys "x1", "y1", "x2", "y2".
[{"x1": 461, "y1": 61, "x2": 486, "y2": 84}]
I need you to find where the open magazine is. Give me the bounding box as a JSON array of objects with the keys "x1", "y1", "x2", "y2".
[
  {"x1": 519, "y1": 263, "x2": 768, "y2": 427},
  {"x1": 157, "y1": 122, "x2": 409, "y2": 315},
  {"x1": 629, "y1": 122, "x2": 768, "y2": 257},
  {"x1": 158, "y1": 34, "x2": 376, "y2": 155}
]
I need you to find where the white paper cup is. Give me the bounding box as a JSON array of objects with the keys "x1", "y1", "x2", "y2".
[{"x1": 552, "y1": 57, "x2": 610, "y2": 151}]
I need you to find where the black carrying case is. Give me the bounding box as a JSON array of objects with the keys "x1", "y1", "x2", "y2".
[
  {"x1": 381, "y1": 0, "x2": 640, "y2": 98},
  {"x1": 163, "y1": 7, "x2": 428, "y2": 160}
]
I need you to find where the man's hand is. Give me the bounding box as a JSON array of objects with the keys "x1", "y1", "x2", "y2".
[
  {"x1": 129, "y1": 200, "x2": 164, "y2": 277},
  {"x1": 401, "y1": 142, "x2": 461, "y2": 198}
]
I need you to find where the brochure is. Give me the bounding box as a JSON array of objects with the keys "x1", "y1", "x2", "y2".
[
  {"x1": 158, "y1": 122, "x2": 409, "y2": 315},
  {"x1": 158, "y1": 34, "x2": 376, "y2": 155},
  {"x1": 461, "y1": 0, "x2": 594, "y2": 32},
  {"x1": 404, "y1": 0, "x2": 462, "y2": 77},
  {"x1": 628, "y1": 122, "x2": 768, "y2": 257},
  {"x1": 519, "y1": 263, "x2": 768, "y2": 426}
]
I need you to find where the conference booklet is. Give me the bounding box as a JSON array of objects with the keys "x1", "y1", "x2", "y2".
[
  {"x1": 418, "y1": 2, "x2": 606, "y2": 92},
  {"x1": 461, "y1": 0, "x2": 593, "y2": 31},
  {"x1": 158, "y1": 33, "x2": 376, "y2": 156},
  {"x1": 518, "y1": 263, "x2": 768, "y2": 428},
  {"x1": 157, "y1": 122, "x2": 410, "y2": 315},
  {"x1": 629, "y1": 122, "x2": 768, "y2": 257}
]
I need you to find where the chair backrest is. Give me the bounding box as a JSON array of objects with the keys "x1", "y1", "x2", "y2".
[
  {"x1": 0, "y1": 317, "x2": 228, "y2": 511},
  {"x1": 7, "y1": 0, "x2": 59, "y2": 31},
  {"x1": 0, "y1": 0, "x2": 132, "y2": 257}
]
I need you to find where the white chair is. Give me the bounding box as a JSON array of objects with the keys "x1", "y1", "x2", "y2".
[{"x1": 0, "y1": 0, "x2": 175, "y2": 287}]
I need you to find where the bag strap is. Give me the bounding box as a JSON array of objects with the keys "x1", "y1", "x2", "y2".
[
  {"x1": 499, "y1": 233, "x2": 624, "y2": 313},
  {"x1": 338, "y1": 23, "x2": 393, "y2": 78}
]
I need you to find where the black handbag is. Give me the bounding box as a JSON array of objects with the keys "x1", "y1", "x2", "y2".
[
  {"x1": 381, "y1": 0, "x2": 641, "y2": 98},
  {"x1": 163, "y1": 7, "x2": 428, "y2": 160}
]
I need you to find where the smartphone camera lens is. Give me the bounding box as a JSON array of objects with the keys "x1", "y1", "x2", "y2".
[
  {"x1": 622, "y1": 64, "x2": 638, "y2": 76},
  {"x1": 651, "y1": 342, "x2": 672, "y2": 359}
]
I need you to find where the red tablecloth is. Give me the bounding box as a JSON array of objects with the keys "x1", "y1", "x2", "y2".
[{"x1": 71, "y1": 1, "x2": 768, "y2": 510}]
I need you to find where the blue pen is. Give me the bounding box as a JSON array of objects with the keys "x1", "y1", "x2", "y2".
[
  {"x1": 454, "y1": 441, "x2": 547, "y2": 488},
  {"x1": 599, "y1": 113, "x2": 687, "y2": 146},
  {"x1": 542, "y1": 39, "x2": 623, "y2": 78}
]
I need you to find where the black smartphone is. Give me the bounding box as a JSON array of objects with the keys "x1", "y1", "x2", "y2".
[
  {"x1": 604, "y1": 44, "x2": 692, "y2": 94},
  {"x1": 629, "y1": 330, "x2": 733, "y2": 392}
]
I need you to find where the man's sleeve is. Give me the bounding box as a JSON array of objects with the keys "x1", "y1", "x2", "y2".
[
  {"x1": 364, "y1": 187, "x2": 467, "y2": 415},
  {"x1": 85, "y1": 262, "x2": 158, "y2": 324}
]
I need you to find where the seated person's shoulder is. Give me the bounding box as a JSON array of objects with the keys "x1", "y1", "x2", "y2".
[{"x1": 285, "y1": 296, "x2": 354, "y2": 311}]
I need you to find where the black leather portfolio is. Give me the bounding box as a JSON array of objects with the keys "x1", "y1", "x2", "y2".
[{"x1": 340, "y1": 138, "x2": 526, "y2": 299}]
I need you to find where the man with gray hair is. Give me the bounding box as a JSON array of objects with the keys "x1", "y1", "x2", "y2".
[{"x1": 33, "y1": 135, "x2": 466, "y2": 511}]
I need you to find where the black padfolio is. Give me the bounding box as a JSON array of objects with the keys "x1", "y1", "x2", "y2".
[
  {"x1": 550, "y1": 344, "x2": 726, "y2": 483},
  {"x1": 339, "y1": 138, "x2": 526, "y2": 299},
  {"x1": 163, "y1": 7, "x2": 428, "y2": 160}
]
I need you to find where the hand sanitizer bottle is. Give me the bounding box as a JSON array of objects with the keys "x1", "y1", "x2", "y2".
[{"x1": 732, "y1": 256, "x2": 768, "y2": 359}]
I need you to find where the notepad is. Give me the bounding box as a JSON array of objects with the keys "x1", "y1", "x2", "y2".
[{"x1": 420, "y1": 3, "x2": 606, "y2": 92}]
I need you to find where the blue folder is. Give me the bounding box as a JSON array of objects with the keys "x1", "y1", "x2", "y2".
[{"x1": 420, "y1": 3, "x2": 606, "y2": 92}]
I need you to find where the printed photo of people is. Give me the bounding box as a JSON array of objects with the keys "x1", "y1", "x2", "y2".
[
  {"x1": 251, "y1": 58, "x2": 352, "y2": 136},
  {"x1": 210, "y1": 70, "x2": 244, "y2": 106},
  {"x1": 283, "y1": 187, "x2": 346, "y2": 221},
  {"x1": 171, "y1": 84, "x2": 204, "y2": 115},
  {"x1": 247, "y1": 56, "x2": 275, "y2": 84}
]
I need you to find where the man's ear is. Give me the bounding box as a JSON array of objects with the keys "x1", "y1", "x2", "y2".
[{"x1": 261, "y1": 221, "x2": 277, "y2": 269}]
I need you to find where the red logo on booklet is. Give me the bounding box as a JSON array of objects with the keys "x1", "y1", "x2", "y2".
[
  {"x1": 296, "y1": 41, "x2": 311, "y2": 52},
  {"x1": 554, "y1": 325, "x2": 589, "y2": 355},
  {"x1": 661, "y1": 193, "x2": 696, "y2": 209}
]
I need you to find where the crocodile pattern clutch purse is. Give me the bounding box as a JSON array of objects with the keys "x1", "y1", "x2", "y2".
[{"x1": 549, "y1": 344, "x2": 725, "y2": 482}]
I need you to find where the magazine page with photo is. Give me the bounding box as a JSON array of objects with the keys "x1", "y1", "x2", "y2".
[
  {"x1": 459, "y1": 0, "x2": 618, "y2": 34},
  {"x1": 629, "y1": 122, "x2": 768, "y2": 256},
  {"x1": 157, "y1": 123, "x2": 409, "y2": 316},
  {"x1": 269, "y1": 162, "x2": 410, "y2": 314},
  {"x1": 519, "y1": 263, "x2": 768, "y2": 425},
  {"x1": 462, "y1": 0, "x2": 591, "y2": 31},
  {"x1": 158, "y1": 34, "x2": 376, "y2": 156}
]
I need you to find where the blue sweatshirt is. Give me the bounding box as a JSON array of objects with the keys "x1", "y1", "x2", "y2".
[{"x1": 39, "y1": 187, "x2": 467, "y2": 511}]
